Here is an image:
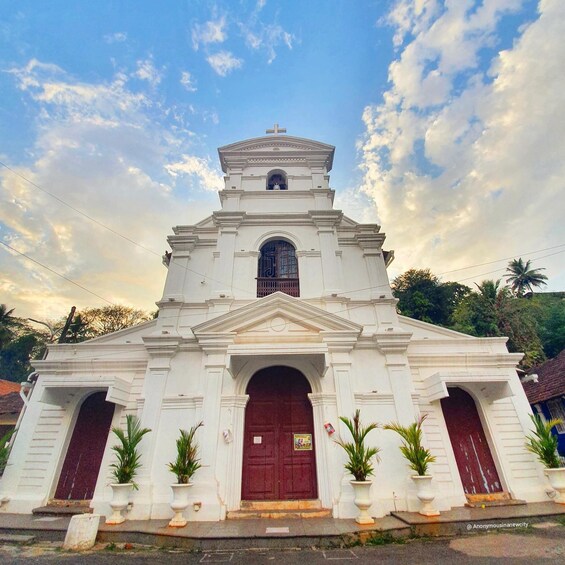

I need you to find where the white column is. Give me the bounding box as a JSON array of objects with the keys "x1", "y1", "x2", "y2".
[
  {"x1": 355, "y1": 228, "x2": 391, "y2": 300},
  {"x1": 309, "y1": 392, "x2": 339, "y2": 510},
  {"x1": 219, "y1": 395, "x2": 249, "y2": 510},
  {"x1": 375, "y1": 334, "x2": 416, "y2": 425},
  {"x1": 310, "y1": 211, "x2": 343, "y2": 295},
  {"x1": 192, "y1": 355, "x2": 226, "y2": 520},
  {"x1": 211, "y1": 212, "x2": 244, "y2": 298},
  {"x1": 133, "y1": 335, "x2": 180, "y2": 519}
]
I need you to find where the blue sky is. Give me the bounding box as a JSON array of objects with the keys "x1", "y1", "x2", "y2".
[{"x1": 1, "y1": 0, "x2": 563, "y2": 321}]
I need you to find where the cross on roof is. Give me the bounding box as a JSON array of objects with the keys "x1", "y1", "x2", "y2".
[{"x1": 266, "y1": 123, "x2": 287, "y2": 135}]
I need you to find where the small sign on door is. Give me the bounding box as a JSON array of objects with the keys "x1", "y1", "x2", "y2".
[
  {"x1": 253, "y1": 436, "x2": 262, "y2": 444},
  {"x1": 293, "y1": 434, "x2": 312, "y2": 450}
]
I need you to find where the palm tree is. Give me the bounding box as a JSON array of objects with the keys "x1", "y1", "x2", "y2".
[
  {"x1": 0, "y1": 304, "x2": 20, "y2": 349},
  {"x1": 505, "y1": 258, "x2": 548, "y2": 297}
]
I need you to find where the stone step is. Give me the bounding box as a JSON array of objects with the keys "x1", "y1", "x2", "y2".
[
  {"x1": 465, "y1": 492, "x2": 512, "y2": 503},
  {"x1": 227, "y1": 507, "x2": 332, "y2": 520},
  {"x1": 0, "y1": 534, "x2": 36, "y2": 545},
  {"x1": 465, "y1": 493, "x2": 527, "y2": 508},
  {"x1": 32, "y1": 502, "x2": 93, "y2": 517},
  {"x1": 240, "y1": 499, "x2": 323, "y2": 511},
  {"x1": 465, "y1": 499, "x2": 527, "y2": 508}
]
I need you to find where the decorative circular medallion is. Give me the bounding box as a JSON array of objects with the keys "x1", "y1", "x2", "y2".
[{"x1": 270, "y1": 316, "x2": 287, "y2": 332}]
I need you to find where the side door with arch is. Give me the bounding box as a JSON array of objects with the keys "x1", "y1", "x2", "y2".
[
  {"x1": 441, "y1": 387, "x2": 503, "y2": 495},
  {"x1": 54, "y1": 391, "x2": 115, "y2": 500}
]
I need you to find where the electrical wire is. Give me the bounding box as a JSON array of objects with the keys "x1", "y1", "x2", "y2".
[{"x1": 0, "y1": 241, "x2": 114, "y2": 305}]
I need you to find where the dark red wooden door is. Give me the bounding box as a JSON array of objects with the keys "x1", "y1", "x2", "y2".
[
  {"x1": 55, "y1": 392, "x2": 115, "y2": 500},
  {"x1": 441, "y1": 387, "x2": 502, "y2": 494},
  {"x1": 242, "y1": 367, "x2": 317, "y2": 500}
]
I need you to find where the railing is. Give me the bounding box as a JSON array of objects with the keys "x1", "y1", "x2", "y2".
[{"x1": 256, "y1": 278, "x2": 300, "y2": 298}]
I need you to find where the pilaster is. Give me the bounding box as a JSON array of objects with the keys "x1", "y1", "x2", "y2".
[
  {"x1": 374, "y1": 330, "x2": 416, "y2": 425},
  {"x1": 211, "y1": 212, "x2": 245, "y2": 298},
  {"x1": 132, "y1": 333, "x2": 181, "y2": 518},
  {"x1": 309, "y1": 210, "x2": 344, "y2": 295}
]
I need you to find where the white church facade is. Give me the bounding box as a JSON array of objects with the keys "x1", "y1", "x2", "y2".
[{"x1": 0, "y1": 130, "x2": 550, "y2": 521}]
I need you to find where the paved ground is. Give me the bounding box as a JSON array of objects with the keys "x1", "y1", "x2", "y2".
[{"x1": 0, "y1": 520, "x2": 564, "y2": 564}]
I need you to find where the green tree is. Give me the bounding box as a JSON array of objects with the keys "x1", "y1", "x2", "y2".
[
  {"x1": 0, "y1": 333, "x2": 43, "y2": 382},
  {"x1": 58, "y1": 305, "x2": 152, "y2": 343},
  {"x1": 505, "y1": 258, "x2": 548, "y2": 297},
  {"x1": 391, "y1": 269, "x2": 470, "y2": 326},
  {"x1": 0, "y1": 304, "x2": 21, "y2": 349},
  {"x1": 452, "y1": 279, "x2": 545, "y2": 368},
  {"x1": 529, "y1": 293, "x2": 565, "y2": 358}
]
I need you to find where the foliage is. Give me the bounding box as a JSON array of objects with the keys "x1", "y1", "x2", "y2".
[
  {"x1": 0, "y1": 304, "x2": 152, "y2": 381},
  {"x1": 110, "y1": 415, "x2": 151, "y2": 488},
  {"x1": 334, "y1": 409, "x2": 380, "y2": 481},
  {"x1": 0, "y1": 428, "x2": 16, "y2": 475},
  {"x1": 60, "y1": 305, "x2": 152, "y2": 343},
  {"x1": 524, "y1": 413, "x2": 563, "y2": 469},
  {"x1": 384, "y1": 415, "x2": 436, "y2": 476},
  {"x1": 168, "y1": 422, "x2": 203, "y2": 484},
  {"x1": 505, "y1": 258, "x2": 548, "y2": 297},
  {"x1": 0, "y1": 305, "x2": 21, "y2": 349},
  {"x1": 391, "y1": 269, "x2": 470, "y2": 326},
  {"x1": 452, "y1": 280, "x2": 545, "y2": 369},
  {"x1": 529, "y1": 293, "x2": 565, "y2": 358}
]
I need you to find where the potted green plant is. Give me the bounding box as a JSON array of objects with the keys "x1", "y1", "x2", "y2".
[
  {"x1": 525, "y1": 413, "x2": 565, "y2": 504},
  {"x1": 384, "y1": 414, "x2": 439, "y2": 516},
  {"x1": 167, "y1": 422, "x2": 203, "y2": 527},
  {"x1": 106, "y1": 414, "x2": 151, "y2": 525},
  {"x1": 334, "y1": 409, "x2": 380, "y2": 524}
]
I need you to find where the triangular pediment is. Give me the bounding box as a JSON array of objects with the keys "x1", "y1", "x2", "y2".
[
  {"x1": 219, "y1": 135, "x2": 334, "y2": 154},
  {"x1": 218, "y1": 135, "x2": 335, "y2": 173},
  {"x1": 192, "y1": 292, "x2": 361, "y2": 343}
]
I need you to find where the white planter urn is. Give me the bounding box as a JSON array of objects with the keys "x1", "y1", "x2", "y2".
[
  {"x1": 412, "y1": 475, "x2": 440, "y2": 516},
  {"x1": 545, "y1": 468, "x2": 565, "y2": 504},
  {"x1": 350, "y1": 480, "x2": 375, "y2": 525},
  {"x1": 169, "y1": 483, "x2": 192, "y2": 527},
  {"x1": 105, "y1": 483, "x2": 133, "y2": 525}
]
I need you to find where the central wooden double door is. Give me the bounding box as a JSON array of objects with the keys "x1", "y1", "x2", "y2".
[{"x1": 242, "y1": 367, "x2": 318, "y2": 500}]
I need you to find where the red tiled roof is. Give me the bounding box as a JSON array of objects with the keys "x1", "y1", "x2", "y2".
[
  {"x1": 0, "y1": 380, "x2": 21, "y2": 396},
  {"x1": 523, "y1": 349, "x2": 565, "y2": 404},
  {"x1": 0, "y1": 391, "x2": 24, "y2": 416}
]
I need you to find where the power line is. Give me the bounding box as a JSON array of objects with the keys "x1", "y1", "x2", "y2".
[
  {"x1": 0, "y1": 241, "x2": 114, "y2": 305},
  {"x1": 0, "y1": 160, "x2": 159, "y2": 257},
  {"x1": 2, "y1": 159, "x2": 563, "y2": 309}
]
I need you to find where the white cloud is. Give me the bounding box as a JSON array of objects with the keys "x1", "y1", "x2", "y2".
[
  {"x1": 192, "y1": 16, "x2": 227, "y2": 51},
  {"x1": 180, "y1": 70, "x2": 197, "y2": 92},
  {"x1": 134, "y1": 58, "x2": 162, "y2": 87},
  {"x1": 238, "y1": 3, "x2": 295, "y2": 64},
  {"x1": 103, "y1": 32, "x2": 127, "y2": 44},
  {"x1": 206, "y1": 51, "x2": 243, "y2": 76},
  {"x1": 242, "y1": 23, "x2": 294, "y2": 64},
  {"x1": 166, "y1": 155, "x2": 223, "y2": 191},
  {"x1": 1, "y1": 60, "x2": 218, "y2": 320},
  {"x1": 359, "y1": 0, "x2": 565, "y2": 290}
]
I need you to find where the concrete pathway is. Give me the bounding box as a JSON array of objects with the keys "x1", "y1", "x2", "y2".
[{"x1": 0, "y1": 501, "x2": 564, "y2": 550}]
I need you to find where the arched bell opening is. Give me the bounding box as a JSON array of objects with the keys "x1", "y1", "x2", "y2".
[{"x1": 266, "y1": 169, "x2": 288, "y2": 190}]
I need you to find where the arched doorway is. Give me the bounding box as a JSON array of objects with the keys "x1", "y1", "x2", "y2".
[
  {"x1": 242, "y1": 366, "x2": 317, "y2": 500},
  {"x1": 54, "y1": 391, "x2": 115, "y2": 500},
  {"x1": 441, "y1": 387, "x2": 502, "y2": 494}
]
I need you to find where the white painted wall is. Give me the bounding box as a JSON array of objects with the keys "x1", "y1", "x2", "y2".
[{"x1": 0, "y1": 134, "x2": 549, "y2": 521}]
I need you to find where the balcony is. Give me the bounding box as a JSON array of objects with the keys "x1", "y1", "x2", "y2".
[{"x1": 256, "y1": 278, "x2": 300, "y2": 298}]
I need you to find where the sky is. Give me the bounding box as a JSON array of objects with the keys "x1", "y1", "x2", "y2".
[{"x1": 1, "y1": 0, "x2": 564, "y2": 322}]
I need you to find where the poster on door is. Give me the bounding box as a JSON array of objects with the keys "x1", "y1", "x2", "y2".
[{"x1": 293, "y1": 433, "x2": 312, "y2": 450}]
